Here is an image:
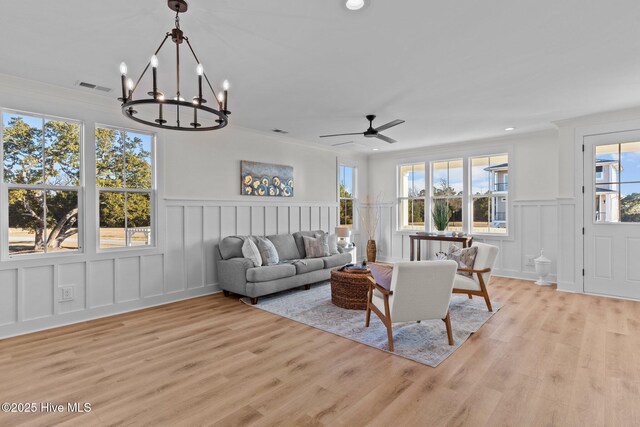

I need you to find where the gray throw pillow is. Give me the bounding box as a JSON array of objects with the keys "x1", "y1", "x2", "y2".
[
  {"x1": 256, "y1": 237, "x2": 279, "y2": 266},
  {"x1": 315, "y1": 232, "x2": 339, "y2": 255},
  {"x1": 446, "y1": 245, "x2": 478, "y2": 277},
  {"x1": 303, "y1": 235, "x2": 330, "y2": 258}
]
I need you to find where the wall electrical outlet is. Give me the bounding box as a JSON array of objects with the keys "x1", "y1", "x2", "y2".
[
  {"x1": 525, "y1": 256, "x2": 535, "y2": 267},
  {"x1": 61, "y1": 286, "x2": 74, "y2": 301}
]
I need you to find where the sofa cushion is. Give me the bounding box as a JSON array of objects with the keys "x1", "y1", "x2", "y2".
[
  {"x1": 219, "y1": 236, "x2": 246, "y2": 260},
  {"x1": 256, "y1": 237, "x2": 279, "y2": 266},
  {"x1": 266, "y1": 234, "x2": 301, "y2": 261},
  {"x1": 242, "y1": 238, "x2": 262, "y2": 267},
  {"x1": 292, "y1": 230, "x2": 325, "y2": 258},
  {"x1": 246, "y1": 264, "x2": 296, "y2": 283},
  {"x1": 322, "y1": 252, "x2": 352, "y2": 269},
  {"x1": 292, "y1": 258, "x2": 325, "y2": 274},
  {"x1": 303, "y1": 235, "x2": 330, "y2": 258}
]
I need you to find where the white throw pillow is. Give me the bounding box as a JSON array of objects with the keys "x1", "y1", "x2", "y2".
[
  {"x1": 316, "y1": 232, "x2": 339, "y2": 255},
  {"x1": 242, "y1": 238, "x2": 262, "y2": 267}
]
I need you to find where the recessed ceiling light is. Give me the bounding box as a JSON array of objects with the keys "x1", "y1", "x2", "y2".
[
  {"x1": 372, "y1": 148, "x2": 379, "y2": 151},
  {"x1": 504, "y1": 127, "x2": 515, "y2": 131},
  {"x1": 346, "y1": 0, "x2": 365, "y2": 10}
]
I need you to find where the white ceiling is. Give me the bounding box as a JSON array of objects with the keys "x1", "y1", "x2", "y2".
[{"x1": 3, "y1": 0, "x2": 640, "y2": 152}]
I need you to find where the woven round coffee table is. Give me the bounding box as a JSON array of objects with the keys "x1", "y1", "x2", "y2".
[{"x1": 330, "y1": 267, "x2": 371, "y2": 310}]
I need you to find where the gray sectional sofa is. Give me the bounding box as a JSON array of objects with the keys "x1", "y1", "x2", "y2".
[{"x1": 216, "y1": 230, "x2": 352, "y2": 304}]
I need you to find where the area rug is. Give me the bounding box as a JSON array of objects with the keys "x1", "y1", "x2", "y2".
[{"x1": 241, "y1": 283, "x2": 502, "y2": 367}]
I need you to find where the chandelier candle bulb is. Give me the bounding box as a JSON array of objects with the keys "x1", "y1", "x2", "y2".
[
  {"x1": 151, "y1": 55, "x2": 159, "y2": 99},
  {"x1": 126, "y1": 78, "x2": 134, "y2": 100},
  {"x1": 196, "y1": 64, "x2": 203, "y2": 102},
  {"x1": 119, "y1": 62, "x2": 128, "y2": 101},
  {"x1": 223, "y1": 80, "x2": 229, "y2": 113}
]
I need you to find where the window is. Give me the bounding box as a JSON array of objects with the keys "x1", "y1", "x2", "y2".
[
  {"x1": 595, "y1": 166, "x2": 603, "y2": 180},
  {"x1": 594, "y1": 142, "x2": 640, "y2": 223},
  {"x1": 471, "y1": 154, "x2": 509, "y2": 234},
  {"x1": 431, "y1": 159, "x2": 463, "y2": 232},
  {"x1": 398, "y1": 163, "x2": 425, "y2": 230},
  {"x1": 96, "y1": 126, "x2": 154, "y2": 249},
  {"x1": 2, "y1": 110, "x2": 82, "y2": 255},
  {"x1": 338, "y1": 165, "x2": 356, "y2": 226}
]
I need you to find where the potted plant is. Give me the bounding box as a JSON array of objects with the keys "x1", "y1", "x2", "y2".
[{"x1": 432, "y1": 202, "x2": 450, "y2": 235}]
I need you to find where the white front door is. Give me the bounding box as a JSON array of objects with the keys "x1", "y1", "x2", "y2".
[{"x1": 584, "y1": 131, "x2": 640, "y2": 299}]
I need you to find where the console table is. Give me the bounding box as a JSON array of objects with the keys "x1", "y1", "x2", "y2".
[{"x1": 409, "y1": 234, "x2": 473, "y2": 261}]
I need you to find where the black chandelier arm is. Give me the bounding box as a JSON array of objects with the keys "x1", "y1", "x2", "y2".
[
  {"x1": 129, "y1": 33, "x2": 172, "y2": 97},
  {"x1": 122, "y1": 98, "x2": 228, "y2": 131},
  {"x1": 184, "y1": 37, "x2": 223, "y2": 110}
]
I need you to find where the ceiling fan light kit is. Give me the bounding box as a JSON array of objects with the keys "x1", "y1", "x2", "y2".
[
  {"x1": 346, "y1": 0, "x2": 365, "y2": 11},
  {"x1": 118, "y1": 0, "x2": 231, "y2": 131},
  {"x1": 320, "y1": 114, "x2": 405, "y2": 144}
]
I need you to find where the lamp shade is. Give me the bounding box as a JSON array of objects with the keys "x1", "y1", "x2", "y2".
[{"x1": 335, "y1": 226, "x2": 351, "y2": 238}]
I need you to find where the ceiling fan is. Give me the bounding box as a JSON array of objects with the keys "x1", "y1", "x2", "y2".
[{"x1": 319, "y1": 114, "x2": 405, "y2": 144}]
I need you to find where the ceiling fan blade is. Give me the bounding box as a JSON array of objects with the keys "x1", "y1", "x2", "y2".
[
  {"x1": 376, "y1": 134, "x2": 397, "y2": 144},
  {"x1": 374, "y1": 119, "x2": 405, "y2": 132},
  {"x1": 319, "y1": 132, "x2": 364, "y2": 138},
  {"x1": 331, "y1": 141, "x2": 355, "y2": 147}
]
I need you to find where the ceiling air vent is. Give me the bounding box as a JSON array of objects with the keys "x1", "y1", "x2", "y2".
[
  {"x1": 76, "y1": 81, "x2": 112, "y2": 93},
  {"x1": 272, "y1": 129, "x2": 289, "y2": 134}
]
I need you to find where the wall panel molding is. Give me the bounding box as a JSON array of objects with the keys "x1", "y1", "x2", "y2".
[
  {"x1": 376, "y1": 199, "x2": 559, "y2": 283},
  {"x1": 0, "y1": 198, "x2": 342, "y2": 339}
]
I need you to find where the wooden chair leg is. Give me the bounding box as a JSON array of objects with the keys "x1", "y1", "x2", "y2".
[
  {"x1": 468, "y1": 294, "x2": 472, "y2": 299},
  {"x1": 443, "y1": 311, "x2": 454, "y2": 345},
  {"x1": 223, "y1": 290, "x2": 230, "y2": 297},
  {"x1": 365, "y1": 289, "x2": 373, "y2": 327},
  {"x1": 383, "y1": 295, "x2": 394, "y2": 352},
  {"x1": 365, "y1": 305, "x2": 371, "y2": 327},
  {"x1": 477, "y1": 275, "x2": 493, "y2": 312},
  {"x1": 250, "y1": 297, "x2": 258, "y2": 305}
]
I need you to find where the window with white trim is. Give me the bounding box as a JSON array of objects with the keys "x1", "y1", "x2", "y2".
[
  {"x1": 96, "y1": 126, "x2": 154, "y2": 249},
  {"x1": 398, "y1": 163, "x2": 425, "y2": 230},
  {"x1": 338, "y1": 165, "x2": 356, "y2": 227},
  {"x1": 2, "y1": 110, "x2": 82, "y2": 256},
  {"x1": 470, "y1": 154, "x2": 508, "y2": 234},
  {"x1": 431, "y1": 159, "x2": 463, "y2": 232}
]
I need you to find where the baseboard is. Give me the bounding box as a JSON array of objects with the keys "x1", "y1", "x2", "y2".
[{"x1": 0, "y1": 285, "x2": 221, "y2": 340}]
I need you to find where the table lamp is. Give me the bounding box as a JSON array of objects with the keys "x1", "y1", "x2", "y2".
[{"x1": 335, "y1": 226, "x2": 351, "y2": 248}]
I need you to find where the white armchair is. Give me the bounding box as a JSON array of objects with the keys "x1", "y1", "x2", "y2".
[
  {"x1": 452, "y1": 242, "x2": 498, "y2": 312},
  {"x1": 365, "y1": 260, "x2": 458, "y2": 351}
]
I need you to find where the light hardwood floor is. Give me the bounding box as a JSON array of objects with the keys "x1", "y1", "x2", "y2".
[{"x1": 1, "y1": 277, "x2": 639, "y2": 426}]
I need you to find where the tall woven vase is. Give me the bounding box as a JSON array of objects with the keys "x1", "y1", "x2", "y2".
[{"x1": 367, "y1": 240, "x2": 377, "y2": 262}]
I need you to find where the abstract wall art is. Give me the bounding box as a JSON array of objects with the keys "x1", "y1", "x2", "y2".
[{"x1": 241, "y1": 160, "x2": 294, "y2": 197}]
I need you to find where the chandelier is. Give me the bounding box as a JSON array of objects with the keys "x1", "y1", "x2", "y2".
[{"x1": 118, "y1": 0, "x2": 230, "y2": 131}]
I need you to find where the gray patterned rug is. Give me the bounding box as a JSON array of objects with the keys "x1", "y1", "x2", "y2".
[{"x1": 242, "y1": 282, "x2": 502, "y2": 367}]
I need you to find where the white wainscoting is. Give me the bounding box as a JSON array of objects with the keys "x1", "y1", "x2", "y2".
[
  {"x1": 556, "y1": 198, "x2": 580, "y2": 293},
  {"x1": 375, "y1": 199, "x2": 559, "y2": 282},
  {"x1": 163, "y1": 199, "x2": 345, "y2": 289},
  {"x1": 0, "y1": 199, "x2": 345, "y2": 339}
]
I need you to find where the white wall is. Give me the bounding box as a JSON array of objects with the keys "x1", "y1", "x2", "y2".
[
  {"x1": 0, "y1": 74, "x2": 367, "y2": 338},
  {"x1": 367, "y1": 131, "x2": 560, "y2": 282}
]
